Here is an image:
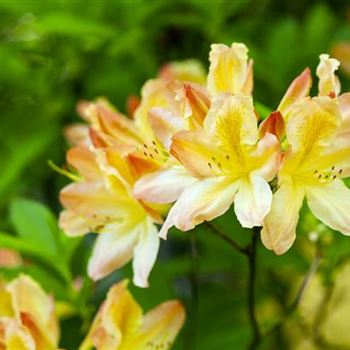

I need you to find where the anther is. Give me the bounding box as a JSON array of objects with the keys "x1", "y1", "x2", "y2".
[
  {"x1": 152, "y1": 141, "x2": 156, "y2": 145},
  {"x1": 226, "y1": 155, "x2": 230, "y2": 160},
  {"x1": 339, "y1": 169, "x2": 343, "y2": 174},
  {"x1": 208, "y1": 162, "x2": 212, "y2": 168},
  {"x1": 143, "y1": 152, "x2": 148, "y2": 156},
  {"x1": 143, "y1": 144, "x2": 148, "y2": 148}
]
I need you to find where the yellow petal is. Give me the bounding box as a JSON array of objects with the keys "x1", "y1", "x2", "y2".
[
  {"x1": 277, "y1": 68, "x2": 312, "y2": 117},
  {"x1": 148, "y1": 106, "x2": 185, "y2": 150},
  {"x1": 204, "y1": 94, "x2": 258, "y2": 167},
  {"x1": 7, "y1": 275, "x2": 59, "y2": 348},
  {"x1": 261, "y1": 178, "x2": 305, "y2": 254},
  {"x1": 125, "y1": 300, "x2": 185, "y2": 350},
  {"x1": 207, "y1": 42, "x2": 251, "y2": 95},
  {"x1": 316, "y1": 54, "x2": 341, "y2": 97},
  {"x1": 159, "y1": 177, "x2": 237, "y2": 238},
  {"x1": 0, "y1": 288, "x2": 14, "y2": 318},
  {"x1": 306, "y1": 179, "x2": 350, "y2": 235},
  {"x1": 3, "y1": 320, "x2": 35, "y2": 350},
  {"x1": 285, "y1": 96, "x2": 340, "y2": 169},
  {"x1": 80, "y1": 280, "x2": 143, "y2": 350}
]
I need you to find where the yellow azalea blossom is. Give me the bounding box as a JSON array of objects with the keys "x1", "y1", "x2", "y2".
[
  {"x1": 133, "y1": 42, "x2": 255, "y2": 206},
  {"x1": 59, "y1": 145, "x2": 161, "y2": 288},
  {"x1": 158, "y1": 59, "x2": 206, "y2": 84},
  {"x1": 262, "y1": 55, "x2": 350, "y2": 254},
  {"x1": 155, "y1": 93, "x2": 279, "y2": 238},
  {"x1": 207, "y1": 42, "x2": 253, "y2": 96},
  {"x1": 80, "y1": 279, "x2": 185, "y2": 350},
  {"x1": 0, "y1": 275, "x2": 60, "y2": 350}
]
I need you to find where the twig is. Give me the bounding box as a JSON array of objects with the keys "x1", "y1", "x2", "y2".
[
  {"x1": 205, "y1": 222, "x2": 249, "y2": 255},
  {"x1": 247, "y1": 227, "x2": 261, "y2": 350}
]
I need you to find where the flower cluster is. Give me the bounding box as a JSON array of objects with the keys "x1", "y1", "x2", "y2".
[
  {"x1": 0, "y1": 275, "x2": 185, "y2": 350},
  {"x1": 59, "y1": 41, "x2": 350, "y2": 288}
]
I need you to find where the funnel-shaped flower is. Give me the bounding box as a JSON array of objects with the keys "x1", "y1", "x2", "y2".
[
  {"x1": 0, "y1": 275, "x2": 60, "y2": 350},
  {"x1": 133, "y1": 42, "x2": 255, "y2": 207},
  {"x1": 156, "y1": 93, "x2": 279, "y2": 238},
  {"x1": 262, "y1": 54, "x2": 350, "y2": 254},
  {"x1": 80, "y1": 279, "x2": 185, "y2": 350},
  {"x1": 59, "y1": 145, "x2": 160, "y2": 288}
]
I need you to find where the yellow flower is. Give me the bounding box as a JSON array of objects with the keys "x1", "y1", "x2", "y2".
[
  {"x1": 80, "y1": 279, "x2": 185, "y2": 350},
  {"x1": 207, "y1": 42, "x2": 253, "y2": 96},
  {"x1": 156, "y1": 93, "x2": 279, "y2": 238},
  {"x1": 262, "y1": 54, "x2": 350, "y2": 254},
  {"x1": 0, "y1": 275, "x2": 60, "y2": 350},
  {"x1": 133, "y1": 42, "x2": 258, "y2": 211},
  {"x1": 59, "y1": 145, "x2": 161, "y2": 288}
]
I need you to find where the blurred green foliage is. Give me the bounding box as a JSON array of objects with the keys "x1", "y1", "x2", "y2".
[{"x1": 1, "y1": 1, "x2": 350, "y2": 349}]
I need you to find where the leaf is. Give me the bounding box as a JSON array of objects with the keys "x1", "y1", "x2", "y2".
[{"x1": 10, "y1": 198, "x2": 60, "y2": 255}]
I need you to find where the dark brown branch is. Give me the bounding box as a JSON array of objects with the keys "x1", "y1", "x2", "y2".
[
  {"x1": 205, "y1": 222, "x2": 249, "y2": 255},
  {"x1": 247, "y1": 227, "x2": 261, "y2": 350}
]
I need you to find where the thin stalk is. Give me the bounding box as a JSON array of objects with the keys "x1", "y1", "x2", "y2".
[
  {"x1": 247, "y1": 227, "x2": 261, "y2": 350},
  {"x1": 205, "y1": 222, "x2": 249, "y2": 255}
]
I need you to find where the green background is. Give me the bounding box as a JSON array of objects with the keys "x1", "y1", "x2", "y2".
[{"x1": 1, "y1": 1, "x2": 350, "y2": 349}]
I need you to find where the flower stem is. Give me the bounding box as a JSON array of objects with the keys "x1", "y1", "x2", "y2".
[
  {"x1": 205, "y1": 222, "x2": 249, "y2": 255},
  {"x1": 247, "y1": 227, "x2": 261, "y2": 350}
]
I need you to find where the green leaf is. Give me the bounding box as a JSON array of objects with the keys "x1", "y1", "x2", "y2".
[{"x1": 10, "y1": 198, "x2": 60, "y2": 255}]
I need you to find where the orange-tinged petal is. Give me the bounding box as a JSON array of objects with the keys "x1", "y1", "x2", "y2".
[
  {"x1": 64, "y1": 123, "x2": 90, "y2": 146},
  {"x1": 0, "y1": 249, "x2": 21, "y2": 268},
  {"x1": 316, "y1": 54, "x2": 341, "y2": 97},
  {"x1": 306, "y1": 179, "x2": 350, "y2": 235},
  {"x1": 183, "y1": 83, "x2": 210, "y2": 126},
  {"x1": 258, "y1": 111, "x2": 285, "y2": 141},
  {"x1": 261, "y1": 178, "x2": 305, "y2": 254},
  {"x1": 277, "y1": 68, "x2": 312, "y2": 117},
  {"x1": 3, "y1": 320, "x2": 35, "y2": 350},
  {"x1": 207, "y1": 42, "x2": 251, "y2": 95},
  {"x1": 67, "y1": 146, "x2": 101, "y2": 181},
  {"x1": 127, "y1": 152, "x2": 162, "y2": 178},
  {"x1": 80, "y1": 280, "x2": 143, "y2": 350},
  {"x1": 170, "y1": 130, "x2": 220, "y2": 178},
  {"x1": 7, "y1": 275, "x2": 59, "y2": 348},
  {"x1": 126, "y1": 95, "x2": 141, "y2": 118}
]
